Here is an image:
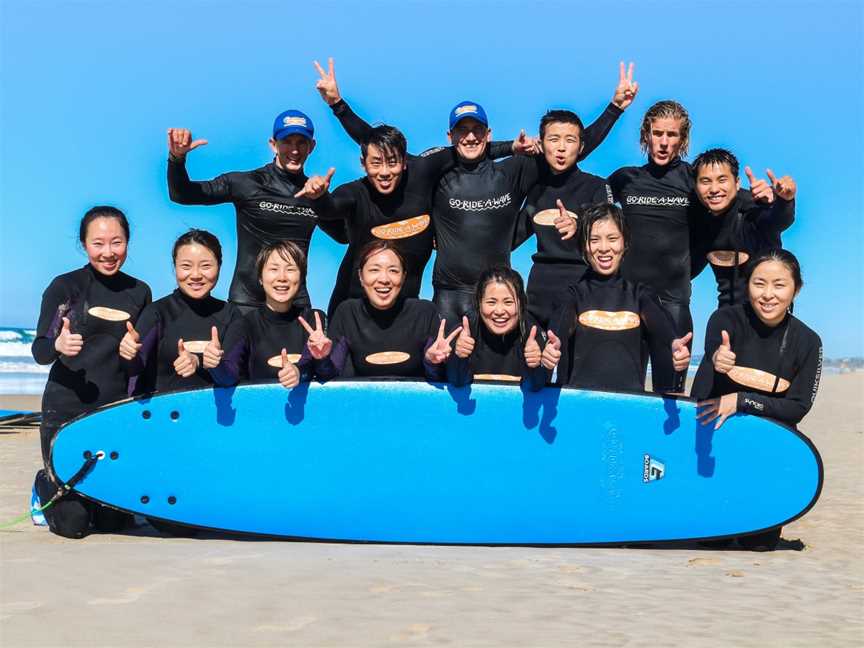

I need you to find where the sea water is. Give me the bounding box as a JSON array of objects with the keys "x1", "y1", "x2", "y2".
[{"x1": 0, "y1": 328, "x2": 48, "y2": 395}]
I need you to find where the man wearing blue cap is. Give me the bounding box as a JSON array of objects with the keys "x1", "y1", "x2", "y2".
[{"x1": 165, "y1": 111, "x2": 346, "y2": 312}]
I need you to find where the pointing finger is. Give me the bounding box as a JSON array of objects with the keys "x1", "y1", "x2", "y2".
[
  {"x1": 328, "y1": 56, "x2": 335, "y2": 77},
  {"x1": 325, "y1": 167, "x2": 336, "y2": 183},
  {"x1": 437, "y1": 318, "x2": 447, "y2": 340},
  {"x1": 744, "y1": 166, "x2": 756, "y2": 187},
  {"x1": 618, "y1": 60, "x2": 625, "y2": 83},
  {"x1": 627, "y1": 61, "x2": 635, "y2": 84}
]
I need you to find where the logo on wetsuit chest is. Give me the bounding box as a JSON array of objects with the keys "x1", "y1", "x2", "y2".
[
  {"x1": 625, "y1": 195, "x2": 690, "y2": 207},
  {"x1": 533, "y1": 208, "x2": 577, "y2": 226},
  {"x1": 258, "y1": 201, "x2": 317, "y2": 219},
  {"x1": 449, "y1": 194, "x2": 512, "y2": 212},
  {"x1": 267, "y1": 353, "x2": 302, "y2": 367},
  {"x1": 365, "y1": 351, "x2": 411, "y2": 365},
  {"x1": 728, "y1": 366, "x2": 790, "y2": 393},
  {"x1": 578, "y1": 310, "x2": 640, "y2": 331},
  {"x1": 707, "y1": 250, "x2": 750, "y2": 267},
  {"x1": 181, "y1": 340, "x2": 209, "y2": 354},
  {"x1": 370, "y1": 215, "x2": 430, "y2": 240},
  {"x1": 87, "y1": 306, "x2": 130, "y2": 322},
  {"x1": 473, "y1": 373, "x2": 521, "y2": 382}
]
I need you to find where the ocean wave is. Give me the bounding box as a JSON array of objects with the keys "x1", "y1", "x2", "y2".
[
  {"x1": 0, "y1": 361, "x2": 50, "y2": 374},
  {"x1": 0, "y1": 342, "x2": 35, "y2": 356}
]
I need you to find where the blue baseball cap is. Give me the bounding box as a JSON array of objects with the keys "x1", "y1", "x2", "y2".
[
  {"x1": 272, "y1": 110, "x2": 314, "y2": 141},
  {"x1": 449, "y1": 101, "x2": 488, "y2": 130}
]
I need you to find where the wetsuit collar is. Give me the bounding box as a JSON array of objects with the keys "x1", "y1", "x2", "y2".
[
  {"x1": 172, "y1": 288, "x2": 221, "y2": 315},
  {"x1": 478, "y1": 318, "x2": 521, "y2": 350},
  {"x1": 646, "y1": 156, "x2": 682, "y2": 177},
  {"x1": 547, "y1": 162, "x2": 581, "y2": 186},
  {"x1": 744, "y1": 301, "x2": 790, "y2": 333},
  {"x1": 361, "y1": 294, "x2": 405, "y2": 326},
  {"x1": 85, "y1": 263, "x2": 126, "y2": 288},
  {"x1": 260, "y1": 302, "x2": 303, "y2": 323},
  {"x1": 270, "y1": 159, "x2": 307, "y2": 185}
]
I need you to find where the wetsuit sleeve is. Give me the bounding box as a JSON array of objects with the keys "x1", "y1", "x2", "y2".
[
  {"x1": 579, "y1": 103, "x2": 623, "y2": 161},
  {"x1": 312, "y1": 184, "x2": 358, "y2": 222},
  {"x1": 445, "y1": 353, "x2": 471, "y2": 387},
  {"x1": 754, "y1": 197, "x2": 795, "y2": 234},
  {"x1": 512, "y1": 204, "x2": 536, "y2": 250},
  {"x1": 31, "y1": 278, "x2": 68, "y2": 365},
  {"x1": 737, "y1": 334, "x2": 822, "y2": 426},
  {"x1": 329, "y1": 99, "x2": 374, "y2": 145},
  {"x1": 414, "y1": 146, "x2": 459, "y2": 181},
  {"x1": 488, "y1": 141, "x2": 515, "y2": 160},
  {"x1": 209, "y1": 317, "x2": 249, "y2": 387},
  {"x1": 167, "y1": 157, "x2": 234, "y2": 205},
  {"x1": 315, "y1": 304, "x2": 352, "y2": 379},
  {"x1": 593, "y1": 180, "x2": 614, "y2": 205},
  {"x1": 607, "y1": 168, "x2": 626, "y2": 203},
  {"x1": 639, "y1": 290, "x2": 677, "y2": 392},
  {"x1": 316, "y1": 218, "x2": 349, "y2": 244},
  {"x1": 125, "y1": 302, "x2": 162, "y2": 394}
]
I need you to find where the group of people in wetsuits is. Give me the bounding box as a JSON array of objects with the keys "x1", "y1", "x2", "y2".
[{"x1": 32, "y1": 61, "x2": 822, "y2": 548}]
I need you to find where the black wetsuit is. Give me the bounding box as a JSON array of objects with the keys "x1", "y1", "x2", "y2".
[
  {"x1": 319, "y1": 297, "x2": 443, "y2": 379},
  {"x1": 209, "y1": 304, "x2": 326, "y2": 386},
  {"x1": 514, "y1": 166, "x2": 613, "y2": 328},
  {"x1": 691, "y1": 192, "x2": 795, "y2": 308},
  {"x1": 31, "y1": 264, "x2": 151, "y2": 538},
  {"x1": 446, "y1": 311, "x2": 549, "y2": 390},
  {"x1": 129, "y1": 290, "x2": 243, "y2": 393},
  {"x1": 167, "y1": 157, "x2": 348, "y2": 311},
  {"x1": 548, "y1": 271, "x2": 677, "y2": 393}
]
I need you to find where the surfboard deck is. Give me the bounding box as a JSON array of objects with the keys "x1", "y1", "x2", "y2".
[{"x1": 50, "y1": 380, "x2": 822, "y2": 545}]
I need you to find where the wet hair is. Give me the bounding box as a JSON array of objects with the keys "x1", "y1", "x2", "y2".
[
  {"x1": 357, "y1": 239, "x2": 407, "y2": 273},
  {"x1": 474, "y1": 265, "x2": 528, "y2": 335},
  {"x1": 693, "y1": 148, "x2": 739, "y2": 178},
  {"x1": 539, "y1": 109, "x2": 585, "y2": 139},
  {"x1": 255, "y1": 240, "x2": 307, "y2": 283},
  {"x1": 172, "y1": 229, "x2": 223, "y2": 266},
  {"x1": 746, "y1": 248, "x2": 804, "y2": 293},
  {"x1": 578, "y1": 203, "x2": 630, "y2": 263},
  {"x1": 79, "y1": 205, "x2": 130, "y2": 244},
  {"x1": 361, "y1": 125, "x2": 407, "y2": 162},
  {"x1": 640, "y1": 100, "x2": 691, "y2": 158}
]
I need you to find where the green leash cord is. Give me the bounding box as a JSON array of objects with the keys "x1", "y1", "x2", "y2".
[{"x1": 0, "y1": 500, "x2": 56, "y2": 529}]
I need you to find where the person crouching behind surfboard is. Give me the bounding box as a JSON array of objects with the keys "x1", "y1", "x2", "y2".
[
  {"x1": 119, "y1": 229, "x2": 243, "y2": 394},
  {"x1": 32, "y1": 206, "x2": 151, "y2": 539},
  {"x1": 315, "y1": 240, "x2": 460, "y2": 379},
  {"x1": 693, "y1": 249, "x2": 822, "y2": 551},
  {"x1": 541, "y1": 203, "x2": 692, "y2": 393},
  {"x1": 446, "y1": 266, "x2": 549, "y2": 390},
  {"x1": 205, "y1": 241, "x2": 331, "y2": 389}
]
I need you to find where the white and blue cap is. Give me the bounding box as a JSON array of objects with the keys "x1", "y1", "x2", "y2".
[
  {"x1": 449, "y1": 101, "x2": 488, "y2": 130},
  {"x1": 272, "y1": 109, "x2": 314, "y2": 141}
]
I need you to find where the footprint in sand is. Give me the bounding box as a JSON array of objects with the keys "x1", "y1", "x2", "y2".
[
  {"x1": 726, "y1": 570, "x2": 745, "y2": 578},
  {"x1": 558, "y1": 564, "x2": 584, "y2": 574},
  {"x1": 390, "y1": 623, "x2": 432, "y2": 642},
  {"x1": 687, "y1": 557, "x2": 721, "y2": 567},
  {"x1": 253, "y1": 616, "x2": 317, "y2": 633}
]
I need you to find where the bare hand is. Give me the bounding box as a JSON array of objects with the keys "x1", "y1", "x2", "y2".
[
  {"x1": 512, "y1": 129, "x2": 541, "y2": 155},
  {"x1": 745, "y1": 166, "x2": 775, "y2": 204},
  {"x1": 553, "y1": 199, "x2": 578, "y2": 241},
  {"x1": 55, "y1": 316, "x2": 84, "y2": 357},
  {"x1": 524, "y1": 325, "x2": 542, "y2": 368},
  {"x1": 295, "y1": 167, "x2": 335, "y2": 199},
  {"x1": 712, "y1": 330, "x2": 736, "y2": 374},
  {"x1": 697, "y1": 392, "x2": 738, "y2": 429},
  {"x1": 314, "y1": 57, "x2": 341, "y2": 106},
  {"x1": 541, "y1": 330, "x2": 561, "y2": 370},
  {"x1": 119, "y1": 321, "x2": 141, "y2": 360},
  {"x1": 173, "y1": 338, "x2": 200, "y2": 378},
  {"x1": 612, "y1": 61, "x2": 639, "y2": 110},
  {"x1": 278, "y1": 348, "x2": 300, "y2": 389},
  {"x1": 425, "y1": 319, "x2": 462, "y2": 365},
  {"x1": 202, "y1": 326, "x2": 223, "y2": 369},
  {"x1": 765, "y1": 169, "x2": 797, "y2": 201},
  {"x1": 671, "y1": 331, "x2": 693, "y2": 373},
  {"x1": 299, "y1": 312, "x2": 332, "y2": 360},
  {"x1": 454, "y1": 315, "x2": 475, "y2": 359},
  {"x1": 167, "y1": 128, "x2": 208, "y2": 160}
]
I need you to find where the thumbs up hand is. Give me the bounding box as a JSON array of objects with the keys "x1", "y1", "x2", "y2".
[
  {"x1": 671, "y1": 331, "x2": 693, "y2": 372},
  {"x1": 455, "y1": 315, "x2": 475, "y2": 359},
  {"x1": 541, "y1": 330, "x2": 561, "y2": 370},
  {"x1": 202, "y1": 326, "x2": 224, "y2": 369},
  {"x1": 173, "y1": 338, "x2": 200, "y2": 378},
  {"x1": 55, "y1": 316, "x2": 84, "y2": 357},
  {"x1": 524, "y1": 325, "x2": 542, "y2": 368},
  {"x1": 277, "y1": 348, "x2": 300, "y2": 389},
  {"x1": 119, "y1": 321, "x2": 142, "y2": 360},
  {"x1": 712, "y1": 330, "x2": 736, "y2": 374}
]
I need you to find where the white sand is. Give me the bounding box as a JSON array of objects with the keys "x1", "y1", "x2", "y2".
[{"x1": 1, "y1": 375, "x2": 862, "y2": 647}]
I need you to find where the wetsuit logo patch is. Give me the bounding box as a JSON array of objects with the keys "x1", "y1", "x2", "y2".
[
  {"x1": 87, "y1": 306, "x2": 130, "y2": 322},
  {"x1": 449, "y1": 194, "x2": 512, "y2": 212},
  {"x1": 707, "y1": 250, "x2": 750, "y2": 267},
  {"x1": 473, "y1": 373, "x2": 521, "y2": 382},
  {"x1": 258, "y1": 201, "x2": 317, "y2": 218},
  {"x1": 729, "y1": 366, "x2": 790, "y2": 393},
  {"x1": 578, "y1": 310, "x2": 640, "y2": 331},
  {"x1": 626, "y1": 195, "x2": 690, "y2": 207},
  {"x1": 181, "y1": 340, "x2": 209, "y2": 354},
  {"x1": 533, "y1": 208, "x2": 577, "y2": 226},
  {"x1": 267, "y1": 353, "x2": 302, "y2": 367},
  {"x1": 370, "y1": 215, "x2": 430, "y2": 240},
  {"x1": 365, "y1": 351, "x2": 411, "y2": 365},
  {"x1": 643, "y1": 455, "x2": 666, "y2": 482}
]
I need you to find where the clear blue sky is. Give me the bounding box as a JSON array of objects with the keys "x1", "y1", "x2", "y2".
[{"x1": 1, "y1": 1, "x2": 862, "y2": 357}]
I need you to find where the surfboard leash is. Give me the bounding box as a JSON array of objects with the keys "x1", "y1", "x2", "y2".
[{"x1": 0, "y1": 452, "x2": 102, "y2": 529}]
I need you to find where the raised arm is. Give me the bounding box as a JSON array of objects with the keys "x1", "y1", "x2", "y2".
[
  {"x1": 166, "y1": 128, "x2": 233, "y2": 205},
  {"x1": 315, "y1": 58, "x2": 374, "y2": 145},
  {"x1": 579, "y1": 62, "x2": 639, "y2": 161}
]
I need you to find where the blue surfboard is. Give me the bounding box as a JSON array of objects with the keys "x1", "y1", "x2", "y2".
[{"x1": 50, "y1": 380, "x2": 822, "y2": 545}]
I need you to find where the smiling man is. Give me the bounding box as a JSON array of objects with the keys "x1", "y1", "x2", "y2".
[{"x1": 165, "y1": 110, "x2": 347, "y2": 313}]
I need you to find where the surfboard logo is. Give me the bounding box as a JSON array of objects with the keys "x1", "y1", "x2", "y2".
[
  {"x1": 707, "y1": 250, "x2": 750, "y2": 267},
  {"x1": 181, "y1": 340, "x2": 209, "y2": 354},
  {"x1": 729, "y1": 366, "x2": 790, "y2": 393},
  {"x1": 643, "y1": 455, "x2": 665, "y2": 482},
  {"x1": 365, "y1": 351, "x2": 411, "y2": 365},
  {"x1": 87, "y1": 306, "x2": 130, "y2": 322},
  {"x1": 267, "y1": 353, "x2": 302, "y2": 367},
  {"x1": 370, "y1": 215, "x2": 430, "y2": 240},
  {"x1": 533, "y1": 208, "x2": 577, "y2": 227},
  {"x1": 578, "y1": 310, "x2": 640, "y2": 331},
  {"x1": 473, "y1": 373, "x2": 521, "y2": 382}
]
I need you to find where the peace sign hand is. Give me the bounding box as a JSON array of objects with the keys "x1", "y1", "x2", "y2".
[
  {"x1": 612, "y1": 61, "x2": 639, "y2": 110},
  {"x1": 425, "y1": 319, "x2": 462, "y2": 365},
  {"x1": 314, "y1": 57, "x2": 342, "y2": 106},
  {"x1": 299, "y1": 312, "x2": 332, "y2": 360},
  {"x1": 766, "y1": 169, "x2": 797, "y2": 201},
  {"x1": 712, "y1": 330, "x2": 736, "y2": 374},
  {"x1": 167, "y1": 128, "x2": 208, "y2": 160},
  {"x1": 295, "y1": 167, "x2": 336, "y2": 199},
  {"x1": 553, "y1": 199, "x2": 578, "y2": 240},
  {"x1": 745, "y1": 166, "x2": 775, "y2": 204},
  {"x1": 454, "y1": 316, "x2": 475, "y2": 359},
  {"x1": 524, "y1": 326, "x2": 542, "y2": 368},
  {"x1": 277, "y1": 348, "x2": 300, "y2": 389},
  {"x1": 541, "y1": 330, "x2": 561, "y2": 370}
]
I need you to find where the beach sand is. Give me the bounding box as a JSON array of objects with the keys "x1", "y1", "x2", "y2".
[{"x1": 1, "y1": 375, "x2": 862, "y2": 647}]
